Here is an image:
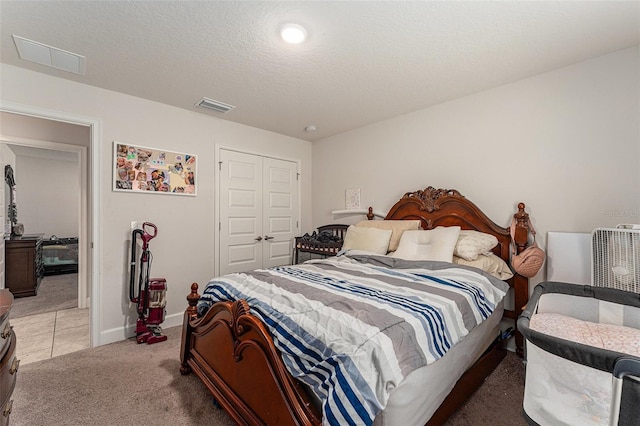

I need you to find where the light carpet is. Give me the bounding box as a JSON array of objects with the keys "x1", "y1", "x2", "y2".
[
  {"x1": 11, "y1": 325, "x2": 527, "y2": 425},
  {"x1": 9, "y1": 273, "x2": 78, "y2": 319}
]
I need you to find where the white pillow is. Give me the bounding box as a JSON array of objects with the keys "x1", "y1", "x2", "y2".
[
  {"x1": 392, "y1": 226, "x2": 461, "y2": 262},
  {"x1": 355, "y1": 220, "x2": 421, "y2": 252},
  {"x1": 454, "y1": 230, "x2": 499, "y2": 261},
  {"x1": 453, "y1": 253, "x2": 514, "y2": 280},
  {"x1": 342, "y1": 225, "x2": 392, "y2": 255}
]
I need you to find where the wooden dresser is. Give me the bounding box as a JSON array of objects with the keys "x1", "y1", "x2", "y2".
[
  {"x1": 1, "y1": 289, "x2": 18, "y2": 425},
  {"x1": 5, "y1": 234, "x2": 44, "y2": 298}
]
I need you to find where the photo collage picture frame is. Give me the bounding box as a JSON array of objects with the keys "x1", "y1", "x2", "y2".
[{"x1": 113, "y1": 142, "x2": 197, "y2": 195}]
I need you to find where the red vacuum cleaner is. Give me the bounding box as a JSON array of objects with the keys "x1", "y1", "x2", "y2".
[{"x1": 129, "y1": 222, "x2": 167, "y2": 344}]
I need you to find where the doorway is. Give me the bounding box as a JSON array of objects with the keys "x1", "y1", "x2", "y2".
[
  {"x1": 1, "y1": 140, "x2": 88, "y2": 364},
  {"x1": 0, "y1": 100, "x2": 100, "y2": 351}
]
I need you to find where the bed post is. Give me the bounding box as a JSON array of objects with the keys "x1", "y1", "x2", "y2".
[
  {"x1": 513, "y1": 203, "x2": 529, "y2": 254},
  {"x1": 512, "y1": 203, "x2": 530, "y2": 357},
  {"x1": 180, "y1": 283, "x2": 200, "y2": 375}
]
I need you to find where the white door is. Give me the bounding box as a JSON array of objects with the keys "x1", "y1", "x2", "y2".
[
  {"x1": 262, "y1": 157, "x2": 298, "y2": 268},
  {"x1": 219, "y1": 150, "x2": 298, "y2": 275}
]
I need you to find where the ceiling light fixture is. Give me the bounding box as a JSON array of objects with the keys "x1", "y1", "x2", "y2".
[{"x1": 280, "y1": 23, "x2": 307, "y2": 44}]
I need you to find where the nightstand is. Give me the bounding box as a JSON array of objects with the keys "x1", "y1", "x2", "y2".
[{"x1": 1, "y1": 289, "x2": 18, "y2": 425}]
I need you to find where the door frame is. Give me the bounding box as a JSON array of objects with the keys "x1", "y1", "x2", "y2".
[
  {"x1": 215, "y1": 145, "x2": 301, "y2": 277},
  {"x1": 0, "y1": 100, "x2": 101, "y2": 347}
]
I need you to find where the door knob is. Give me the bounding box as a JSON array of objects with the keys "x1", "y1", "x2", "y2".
[
  {"x1": 264, "y1": 236, "x2": 274, "y2": 240},
  {"x1": 254, "y1": 236, "x2": 263, "y2": 241}
]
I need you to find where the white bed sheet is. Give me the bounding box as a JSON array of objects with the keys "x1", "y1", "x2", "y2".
[
  {"x1": 303, "y1": 300, "x2": 505, "y2": 426},
  {"x1": 374, "y1": 300, "x2": 504, "y2": 425}
]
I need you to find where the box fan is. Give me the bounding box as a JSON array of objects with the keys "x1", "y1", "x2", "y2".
[{"x1": 591, "y1": 224, "x2": 640, "y2": 293}]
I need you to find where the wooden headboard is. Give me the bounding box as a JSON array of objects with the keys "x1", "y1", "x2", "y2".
[{"x1": 382, "y1": 186, "x2": 531, "y2": 355}]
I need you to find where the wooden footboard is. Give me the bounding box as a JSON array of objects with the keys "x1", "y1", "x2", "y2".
[{"x1": 180, "y1": 283, "x2": 321, "y2": 426}]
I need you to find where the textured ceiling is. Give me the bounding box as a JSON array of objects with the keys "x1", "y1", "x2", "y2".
[{"x1": 1, "y1": 1, "x2": 638, "y2": 142}]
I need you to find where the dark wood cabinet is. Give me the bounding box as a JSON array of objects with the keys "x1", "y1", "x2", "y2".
[
  {"x1": 5, "y1": 234, "x2": 44, "y2": 298},
  {"x1": 1, "y1": 289, "x2": 18, "y2": 425}
]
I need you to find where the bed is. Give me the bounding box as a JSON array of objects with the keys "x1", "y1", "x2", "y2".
[{"x1": 180, "y1": 186, "x2": 532, "y2": 425}]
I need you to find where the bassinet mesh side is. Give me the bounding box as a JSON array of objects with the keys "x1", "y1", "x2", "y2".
[{"x1": 523, "y1": 342, "x2": 612, "y2": 426}]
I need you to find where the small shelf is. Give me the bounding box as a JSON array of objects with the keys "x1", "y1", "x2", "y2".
[{"x1": 331, "y1": 208, "x2": 386, "y2": 218}]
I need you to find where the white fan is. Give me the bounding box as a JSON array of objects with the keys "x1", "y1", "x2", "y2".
[{"x1": 591, "y1": 225, "x2": 640, "y2": 293}]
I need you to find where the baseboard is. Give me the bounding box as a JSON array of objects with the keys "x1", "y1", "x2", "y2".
[{"x1": 97, "y1": 311, "x2": 184, "y2": 346}]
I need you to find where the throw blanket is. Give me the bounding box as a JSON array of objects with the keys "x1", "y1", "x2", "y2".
[{"x1": 198, "y1": 253, "x2": 509, "y2": 426}]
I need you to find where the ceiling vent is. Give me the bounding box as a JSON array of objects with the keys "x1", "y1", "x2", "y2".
[
  {"x1": 196, "y1": 97, "x2": 236, "y2": 114},
  {"x1": 13, "y1": 35, "x2": 85, "y2": 75}
]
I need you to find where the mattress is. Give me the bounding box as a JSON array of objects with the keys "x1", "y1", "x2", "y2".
[
  {"x1": 199, "y1": 253, "x2": 509, "y2": 425},
  {"x1": 300, "y1": 301, "x2": 503, "y2": 426},
  {"x1": 374, "y1": 299, "x2": 504, "y2": 425}
]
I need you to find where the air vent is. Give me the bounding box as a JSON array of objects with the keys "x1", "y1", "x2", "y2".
[
  {"x1": 196, "y1": 97, "x2": 236, "y2": 114},
  {"x1": 13, "y1": 35, "x2": 85, "y2": 75}
]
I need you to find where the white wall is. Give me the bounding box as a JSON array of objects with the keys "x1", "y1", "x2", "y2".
[
  {"x1": 0, "y1": 63, "x2": 313, "y2": 345},
  {"x1": 2, "y1": 45, "x2": 638, "y2": 342},
  {"x1": 312, "y1": 46, "x2": 640, "y2": 289},
  {"x1": 14, "y1": 151, "x2": 80, "y2": 238}
]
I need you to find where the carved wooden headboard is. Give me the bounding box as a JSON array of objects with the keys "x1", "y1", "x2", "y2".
[
  {"x1": 383, "y1": 186, "x2": 531, "y2": 353},
  {"x1": 384, "y1": 187, "x2": 528, "y2": 262}
]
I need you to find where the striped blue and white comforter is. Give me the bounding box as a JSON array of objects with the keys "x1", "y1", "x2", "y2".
[{"x1": 198, "y1": 252, "x2": 509, "y2": 426}]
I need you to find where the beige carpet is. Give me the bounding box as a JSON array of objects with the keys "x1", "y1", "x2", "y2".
[
  {"x1": 11, "y1": 325, "x2": 527, "y2": 425},
  {"x1": 9, "y1": 273, "x2": 78, "y2": 319}
]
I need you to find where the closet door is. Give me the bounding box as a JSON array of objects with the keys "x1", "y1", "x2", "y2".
[
  {"x1": 219, "y1": 150, "x2": 263, "y2": 274},
  {"x1": 219, "y1": 150, "x2": 299, "y2": 275},
  {"x1": 262, "y1": 157, "x2": 298, "y2": 269}
]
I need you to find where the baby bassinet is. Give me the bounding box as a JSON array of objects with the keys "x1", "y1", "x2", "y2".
[{"x1": 518, "y1": 281, "x2": 640, "y2": 426}]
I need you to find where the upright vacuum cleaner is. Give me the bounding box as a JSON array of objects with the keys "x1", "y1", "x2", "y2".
[{"x1": 129, "y1": 222, "x2": 167, "y2": 344}]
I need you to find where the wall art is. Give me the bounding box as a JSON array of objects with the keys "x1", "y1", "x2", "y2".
[
  {"x1": 113, "y1": 142, "x2": 197, "y2": 195},
  {"x1": 345, "y1": 188, "x2": 361, "y2": 209}
]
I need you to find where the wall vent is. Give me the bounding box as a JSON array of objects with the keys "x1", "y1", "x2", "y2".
[
  {"x1": 13, "y1": 35, "x2": 86, "y2": 75},
  {"x1": 196, "y1": 97, "x2": 236, "y2": 114}
]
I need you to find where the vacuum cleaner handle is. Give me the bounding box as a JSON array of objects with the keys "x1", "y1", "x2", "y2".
[{"x1": 142, "y1": 222, "x2": 158, "y2": 240}]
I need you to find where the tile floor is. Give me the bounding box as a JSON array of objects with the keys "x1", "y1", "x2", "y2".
[{"x1": 10, "y1": 308, "x2": 90, "y2": 365}]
